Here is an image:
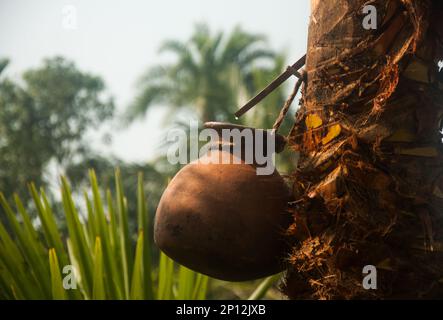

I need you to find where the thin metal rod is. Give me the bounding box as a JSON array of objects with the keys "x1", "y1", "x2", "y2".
[{"x1": 234, "y1": 54, "x2": 306, "y2": 118}]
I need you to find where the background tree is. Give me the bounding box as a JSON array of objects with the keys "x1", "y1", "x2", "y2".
[
  {"x1": 0, "y1": 59, "x2": 8, "y2": 76},
  {"x1": 0, "y1": 57, "x2": 114, "y2": 199},
  {"x1": 126, "y1": 23, "x2": 277, "y2": 124},
  {"x1": 125, "y1": 24, "x2": 297, "y2": 176}
]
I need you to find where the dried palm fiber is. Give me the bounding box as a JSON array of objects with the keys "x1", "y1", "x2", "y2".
[{"x1": 283, "y1": 0, "x2": 443, "y2": 299}]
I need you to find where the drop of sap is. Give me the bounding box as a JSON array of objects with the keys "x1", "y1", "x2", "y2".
[{"x1": 235, "y1": 116, "x2": 239, "y2": 120}]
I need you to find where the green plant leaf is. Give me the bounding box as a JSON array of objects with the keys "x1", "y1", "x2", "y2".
[
  {"x1": 157, "y1": 252, "x2": 174, "y2": 300},
  {"x1": 89, "y1": 170, "x2": 123, "y2": 299},
  {"x1": 84, "y1": 191, "x2": 97, "y2": 243},
  {"x1": 0, "y1": 218, "x2": 43, "y2": 299},
  {"x1": 49, "y1": 248, "x2": 67, "y2": 300},
  {"x1": 60, "y1": 177, "x2": 94, "y2": 297},
  {"x1": 0, "y1": 193, "x2": 50, "y2": 297},
  {"x1": 177, "y1": 265, "x2": 195, "y2": 299},
  {"x1": 92, "y1": 237, "x2": 105, "y2": 300},
  {"x1": 115, "y1": 168, "x2": 132, "y2": 298},
  {"x1": 130, "y1": 231, "x2": 145, "y2": 300},
  {"x1": 137, "y1": 172, "x2": 154, "y2": 299},
  {"x1": 0, "y1": 252, "x2": 26, "y2": 299},
  {"x1": 29, "y1": 184, "x2": 67, "y2": 267},
  {"x1": 247, "y1": 273, "x2": 281, "y2": 300},
  {"x1": 193, "y1": 274, "x2": 209, "y2": 300}
]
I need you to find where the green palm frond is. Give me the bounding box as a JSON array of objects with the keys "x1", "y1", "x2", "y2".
[
  {"x1": 126, "y1": 23, "x2": 277, "y2": 124},
  {"x1": 0, "y1": 58, "x2": 9, "y2": 76}
]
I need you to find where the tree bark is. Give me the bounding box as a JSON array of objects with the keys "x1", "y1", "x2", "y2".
[{"x1": 284, "y1": 0, "x2": 443, "y2": 299}]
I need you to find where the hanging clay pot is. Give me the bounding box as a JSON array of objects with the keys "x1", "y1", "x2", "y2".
[{"x1": 154, "y1": 122, "x2": 292, "y2": 281}]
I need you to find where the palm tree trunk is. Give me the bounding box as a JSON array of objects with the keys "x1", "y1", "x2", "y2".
[{"x1": 284, "y1": 0, "x2": 443, "y2": 299}]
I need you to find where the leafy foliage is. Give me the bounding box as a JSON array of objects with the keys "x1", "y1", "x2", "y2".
[
  {"x1": 65, "y1": 155, "x2": 167, "y2": 225},
  {"x1": 0, "y1": 57, "x2": 114, "y2": 198},
  {"x1": 0, "y1": 26, "x2": 288, "y2": 300},
  {"x1": 0, "y1": 170, "x2": 208, "y2": 300}
]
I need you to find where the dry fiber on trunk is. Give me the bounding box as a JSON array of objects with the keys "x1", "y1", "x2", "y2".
[{"x1": 284, "y1": 0, "x2": 443, "y2": 299}]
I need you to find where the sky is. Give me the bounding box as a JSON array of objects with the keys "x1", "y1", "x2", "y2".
[{"x1": 0, "y1": 0, "x2": 310, "y2": 163}]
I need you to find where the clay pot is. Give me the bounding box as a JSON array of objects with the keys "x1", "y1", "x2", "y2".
[{"x1": 154, "y1": 122, "x2": 292, "y2": 281}]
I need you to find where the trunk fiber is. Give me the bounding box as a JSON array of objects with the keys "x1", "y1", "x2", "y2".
[{"x1": 284, "y1": 0, "x2": 443, "y2": 299}]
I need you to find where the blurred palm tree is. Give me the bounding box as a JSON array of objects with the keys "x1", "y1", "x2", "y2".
[
  {"x1": 125, "y1": 23, "x2": 298, "y2": 175},
  {"x1": 126, "y1": 23, "x2": 277, "y2": 124},
  {"x1": 0, "y1": 58, "x2": 8, "y2": 76}
]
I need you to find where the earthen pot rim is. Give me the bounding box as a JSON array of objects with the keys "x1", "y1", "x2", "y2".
[{"x1": 204, "y1": 121, "x2": 287, "y2": 153}]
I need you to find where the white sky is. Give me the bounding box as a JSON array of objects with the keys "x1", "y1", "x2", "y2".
[{"x1": 0, "y1": 0, "x2": 310, "y2": 163}]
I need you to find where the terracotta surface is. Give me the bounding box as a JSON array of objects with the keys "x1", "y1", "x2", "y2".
[{"x1": 154, "y1": 148, "x2": 291, "y2": 281}]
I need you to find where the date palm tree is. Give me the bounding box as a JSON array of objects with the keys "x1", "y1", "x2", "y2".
[
  {"x1": 0, "y1": 59, "x2": 8, "y2": 76},
  {"x1": 126, "y1": 23, "x2": 276, "y2": 124},
  {"x1": 284, "y1": 0, "x2": 443, "y2": 299}
]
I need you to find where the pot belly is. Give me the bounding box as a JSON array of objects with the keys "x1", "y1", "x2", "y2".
[{"x1": 154, "y1": 150, "x2": 292, "y2": 281}]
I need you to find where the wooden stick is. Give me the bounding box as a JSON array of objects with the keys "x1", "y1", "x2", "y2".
[{"x1": 234, "y1": 54, "x2": 306, "y2": 118}]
